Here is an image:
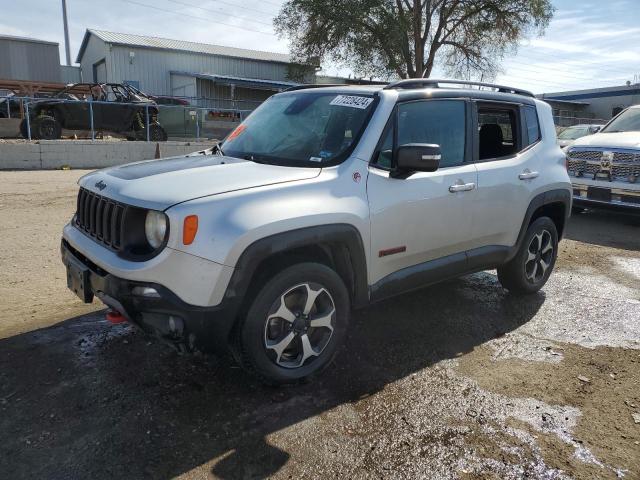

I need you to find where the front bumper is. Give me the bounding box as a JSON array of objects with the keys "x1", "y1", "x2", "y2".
[
  {"x1": 572, "y1": 181, "x2": 640, "y2": 212},
  {"x1": 61, "y1": 239, "x2": 239, "y2": 354}
]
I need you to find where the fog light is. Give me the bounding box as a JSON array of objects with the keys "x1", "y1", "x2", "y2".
[{"x1": 132, "y1": 286, "x2": 160, "y2": 298}]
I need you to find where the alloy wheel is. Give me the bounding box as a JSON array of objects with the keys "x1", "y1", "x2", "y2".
[
  {"x1": 263, "y1": 282, "x2": 336, "y2": 369},
  {"x1": 525, "y1": 229, "x2": 553, "y2": 283}
]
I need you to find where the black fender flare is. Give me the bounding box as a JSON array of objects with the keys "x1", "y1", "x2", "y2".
[
  {"x1": 223, "y1": 224, "x2": 369, "y2": 310},
  {"x1": 509, "y1": 188, "x2": 571, "y2": 261}
]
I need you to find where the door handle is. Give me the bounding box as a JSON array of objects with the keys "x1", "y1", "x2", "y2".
[
  {"x1": 519, "y1": 169, "x2": 539, "y2": 180},
  {"x1": 449, "y1": 182, "x2": 476, "y2": 193}
]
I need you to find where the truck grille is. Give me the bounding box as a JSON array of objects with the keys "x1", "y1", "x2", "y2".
[
  {"x1": 75, "y1": 188, "x2": 126, "y2": 250},
  {"x1": 567, "y1": 149, "x2": 640, "y2": 183}
]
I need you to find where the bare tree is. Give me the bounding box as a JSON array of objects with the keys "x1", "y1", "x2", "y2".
[{"x1": 274, "y1": 0, "x2": 554, "y2": 79}]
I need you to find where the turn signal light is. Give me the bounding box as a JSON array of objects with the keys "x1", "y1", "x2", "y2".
[{"x1": 183, "y1": 215, "x2": 198, "y2": 245}]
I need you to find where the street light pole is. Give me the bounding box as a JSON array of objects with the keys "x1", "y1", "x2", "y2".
[{"x1": 62, "y1": 0, "x2": 71, "y2": 66}]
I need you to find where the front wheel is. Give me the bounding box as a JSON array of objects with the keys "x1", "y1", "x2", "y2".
[
  {"x1": 237, "y1": 263, "x2": 350, "y2": 385},
  {"x1": 498, "y1": 217, "x2": 558, "y2": 295}
]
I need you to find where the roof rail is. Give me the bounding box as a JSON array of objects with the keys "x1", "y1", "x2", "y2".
[
  {"x1": 284, "y1": 84, "x2": 356, "y2": 92},
  {"x1": 384, "y1": 78, "x2": 535, "y2": 98}
]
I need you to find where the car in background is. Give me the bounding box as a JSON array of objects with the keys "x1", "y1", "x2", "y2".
[
  {"x1": 566, "y1": 106, "x2": 640, "y2": 212},
  {"x1": 20, "y1": 83, "x2": 167, "y2": 141},
  {"x1": 557, "y1": 124, "x2": 603, "y2": 149},
  {"x1": 152, "y1": 96, "x2": 190, "y2": 106}
]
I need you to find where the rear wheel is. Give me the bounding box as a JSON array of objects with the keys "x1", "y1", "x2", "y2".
[
  {"x1": 134, "y1": 122, "x2": 167, "y2": 141},
  {"x1": 236, "y1": 263, "x2": 350, "y2": 385},
  {"x1": 30, "y1": 115, "x2": 62, "y2": 140},
  {"x1": 498, "y1": 217, "x2": 558, "y2": 295}
]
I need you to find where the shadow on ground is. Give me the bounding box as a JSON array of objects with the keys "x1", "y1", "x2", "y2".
[
  {"x1": 0, "y1": 272, "x2": 544, "y2": 479},
  {"x1": 565, "y1": 209, "x2": 640, "y2": 251}
]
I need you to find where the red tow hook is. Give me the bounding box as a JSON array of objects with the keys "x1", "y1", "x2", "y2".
[{"x1": 106, "y1": 309, "x2": 127, "y2": 324}]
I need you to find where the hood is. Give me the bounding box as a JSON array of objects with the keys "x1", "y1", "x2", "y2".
[
  {"x1": 571, "y1": 131, "x2": 640, "y2": 149},
  {"x1": 79, "y1": 153, "x2": 321, "y2": 211},
  {"x1": 557, "y1": 139, "x2": 575, "y2": 148}
]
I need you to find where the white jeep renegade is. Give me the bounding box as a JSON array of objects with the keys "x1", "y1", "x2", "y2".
[{"x1": 61, "y1": 79, "x2": 571, "y2": 384}]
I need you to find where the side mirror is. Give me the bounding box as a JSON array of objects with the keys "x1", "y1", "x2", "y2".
[{"x1": 394, "y1": 143, "x2": 441, "y2": 176}]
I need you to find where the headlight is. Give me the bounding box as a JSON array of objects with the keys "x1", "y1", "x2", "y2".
[{"x1": 144, "y1": 210, "x2": 168, "y2": 249}]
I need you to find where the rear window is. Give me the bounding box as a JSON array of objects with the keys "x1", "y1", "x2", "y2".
[{"x1": 523, "y1": 105, "x2": 541, "y2": 146}]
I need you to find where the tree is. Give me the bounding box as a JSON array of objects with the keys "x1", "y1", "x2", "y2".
[{"x1": 274, "y1": 0, "x2": 554, "y2": 80}]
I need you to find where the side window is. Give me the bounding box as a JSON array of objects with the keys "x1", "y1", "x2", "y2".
[
  {"x1": 523, "y1": 105, "x2": 541, "y2": 146},
  {"x1": 371, "y1": 100, "x2": 467, "y2": 169},
  {"x1": 478, "y1": 106, "x2": 518, "y2": 160}
]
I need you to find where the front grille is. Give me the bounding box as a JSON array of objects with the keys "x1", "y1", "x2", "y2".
[
  {"x1": 75, "y1": 188, "x2": 126, "y2": 250},
  {"x1": 567, "y1": 149, "x2": 640, "y2": 183},
  {"x1": 568, "y1": 150, "x2": 603, "y2": 161}
]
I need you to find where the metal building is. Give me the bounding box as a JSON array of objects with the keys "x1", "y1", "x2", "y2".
[
  {"x1": 76, "y1": 29, "x2": 314, "y2": 109},
  {"x1": 540, "y1": 84, "x2": 640, "y2": 124},
  {"x1": 0, "y1": 35, "x2": 63, "y2": 83}
]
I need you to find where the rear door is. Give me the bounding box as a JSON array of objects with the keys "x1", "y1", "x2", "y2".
[
  {"x1": 469, "y1": 101, "x2": 542, "y2": 251},
  {"x1": 367, "y1": 99, "x2": 478, "y2": 285}
]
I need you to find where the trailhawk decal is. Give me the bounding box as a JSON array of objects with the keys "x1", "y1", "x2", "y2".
[{"x1": 330, "y1": 95, "x2": 374, "y2": 109}]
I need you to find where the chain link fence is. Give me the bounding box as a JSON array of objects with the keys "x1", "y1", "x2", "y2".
[{"x1": 0, "y1": 95, "x2": 255, "y2": 142}]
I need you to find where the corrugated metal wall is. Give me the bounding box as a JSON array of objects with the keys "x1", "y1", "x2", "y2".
[
  {"x1": 79, "y1": 35, "x2": 108, "y2": 83},
  {"x1": 60, "y1": 65, "x2": 82, "y2": 84},
  {"x1": 106, "y1": 44, "x2": 291, "y2": 96},
  {"x1": 0, "y1": 38, "x2": 61, "y2": 82},
  {"x1": 195, "y1": 79, "x2": 272, "y2": 110}
]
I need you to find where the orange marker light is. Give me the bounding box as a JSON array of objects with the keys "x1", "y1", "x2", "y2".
[{"x1": 183, "y1": 215, "x2": 198, "y2": 245}]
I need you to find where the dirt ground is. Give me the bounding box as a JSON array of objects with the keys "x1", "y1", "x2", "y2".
[{"x1": 0, "y1": 170, "x2": 639, "y2": 479}]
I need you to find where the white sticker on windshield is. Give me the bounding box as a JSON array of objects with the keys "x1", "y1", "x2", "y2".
[{"x1": 330, "y1": 95, "x2": 373, "y2": 109}]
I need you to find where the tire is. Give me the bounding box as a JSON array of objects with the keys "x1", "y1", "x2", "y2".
[
  {"x1": 30, "y1": 115, "x2": 62, "y2": 140},
  {"x1": 497, "y1": 217, "x2": 558, "y2": 295},
  {"x1": 134, "y1": 123, "x2": 167, "y2": 142},
  {"x1": 236, "y1": 262, "x2": 350, "y2": 385}
]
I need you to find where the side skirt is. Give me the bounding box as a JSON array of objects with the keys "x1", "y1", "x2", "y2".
[{"x1": 369, "y1": 245, "x2": 513, "y2": 304}]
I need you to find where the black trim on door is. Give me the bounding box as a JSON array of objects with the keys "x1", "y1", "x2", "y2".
[{"x1": 369, "y1": 188, "x2": 571, "y2": 303}]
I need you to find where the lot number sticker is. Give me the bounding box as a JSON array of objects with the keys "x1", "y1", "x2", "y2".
[{"x1": 330, "y1": 95, "x2": 374, "y2": 109}]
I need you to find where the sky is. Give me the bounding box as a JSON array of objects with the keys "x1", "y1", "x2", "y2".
[{"x1": 2, "y1": 0, "x2": 640, "y2": 94}]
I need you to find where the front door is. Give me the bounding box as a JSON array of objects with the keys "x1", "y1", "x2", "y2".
[{"x1": 367, "y1": 99, "x2": 478, "y2": 286}]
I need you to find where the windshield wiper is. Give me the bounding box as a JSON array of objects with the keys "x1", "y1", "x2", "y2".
[{"x1": 211, "y1": 142, "x2": 225, "y2": 156}]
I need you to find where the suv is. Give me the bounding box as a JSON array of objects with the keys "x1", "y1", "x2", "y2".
[
  {"x1": 566, "y1": 105, "x2": 640, "y2": 212},
  {"x1": 61, "y1": 79, "x2": 571, "y2": 384}
]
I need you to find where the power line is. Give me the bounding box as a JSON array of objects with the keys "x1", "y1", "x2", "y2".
[
  {"x1": 166, "y1": 0, "x2": 276, "y2": 26},
  {"x1": 121, "y1": 0, "x2": 277, "y2": 36},
  {"x1": 192, "y1": 0, "x2": 279, "y2": 16}
]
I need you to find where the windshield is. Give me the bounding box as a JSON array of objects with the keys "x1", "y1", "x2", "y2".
[
  {"x1": 558, "y1": 126, "x2": 589, "y2": 140},
  {"x1": 222, "y1": 92, "x2": 376, "y2": 166},
  {"x1": 602, "y1": 108, "x2": 640, "y2": 133}
]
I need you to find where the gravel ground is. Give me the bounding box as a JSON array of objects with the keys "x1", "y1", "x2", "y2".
[{"x1": 0, "y1": 170, "x2": 639, "y2": 479}]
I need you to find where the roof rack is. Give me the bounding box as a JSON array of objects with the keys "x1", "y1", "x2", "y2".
[
  {"x1": 284, "y1": 84, "x2": 357, "y2": 92},
  {"x1": 384, "y1": 78, "x2": 535, "y2": 98}
]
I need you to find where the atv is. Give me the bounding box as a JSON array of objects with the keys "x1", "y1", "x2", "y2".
[{"x1": 20, "y1": 83, "x2": 167, "y2": 141}]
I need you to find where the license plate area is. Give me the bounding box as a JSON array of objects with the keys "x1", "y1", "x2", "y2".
[
  {"x1": 65, "y1": 255, "x2": 94, "y2": 303},
  {"x1": 587, "y1": 186, "x2": 612, "y2": 202}
]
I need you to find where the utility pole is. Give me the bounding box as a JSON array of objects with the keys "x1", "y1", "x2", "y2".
[{"x1": 62, "y1": 0, "x2": 71, "y2": 65}]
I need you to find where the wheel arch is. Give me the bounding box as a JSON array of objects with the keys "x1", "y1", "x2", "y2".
[
  {"x1": 224, "y1": 224, "x2": 369, "y2": 316},
  {"x1": 510, "y1": 188, "x2": 571, "y2": 262}
]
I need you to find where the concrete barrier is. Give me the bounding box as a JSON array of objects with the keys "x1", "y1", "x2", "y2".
[{"x1": 0, "y1": 140, "x2": 217, "y2": 170}]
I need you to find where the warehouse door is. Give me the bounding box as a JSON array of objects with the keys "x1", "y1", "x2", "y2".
[{"x1": 92, "y1": 59, "x2": 106, "y2": 83}]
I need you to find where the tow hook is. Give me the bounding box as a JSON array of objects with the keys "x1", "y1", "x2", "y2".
[{"x1": 106, "y1": 309, "x2": 127, "y2": 324}]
